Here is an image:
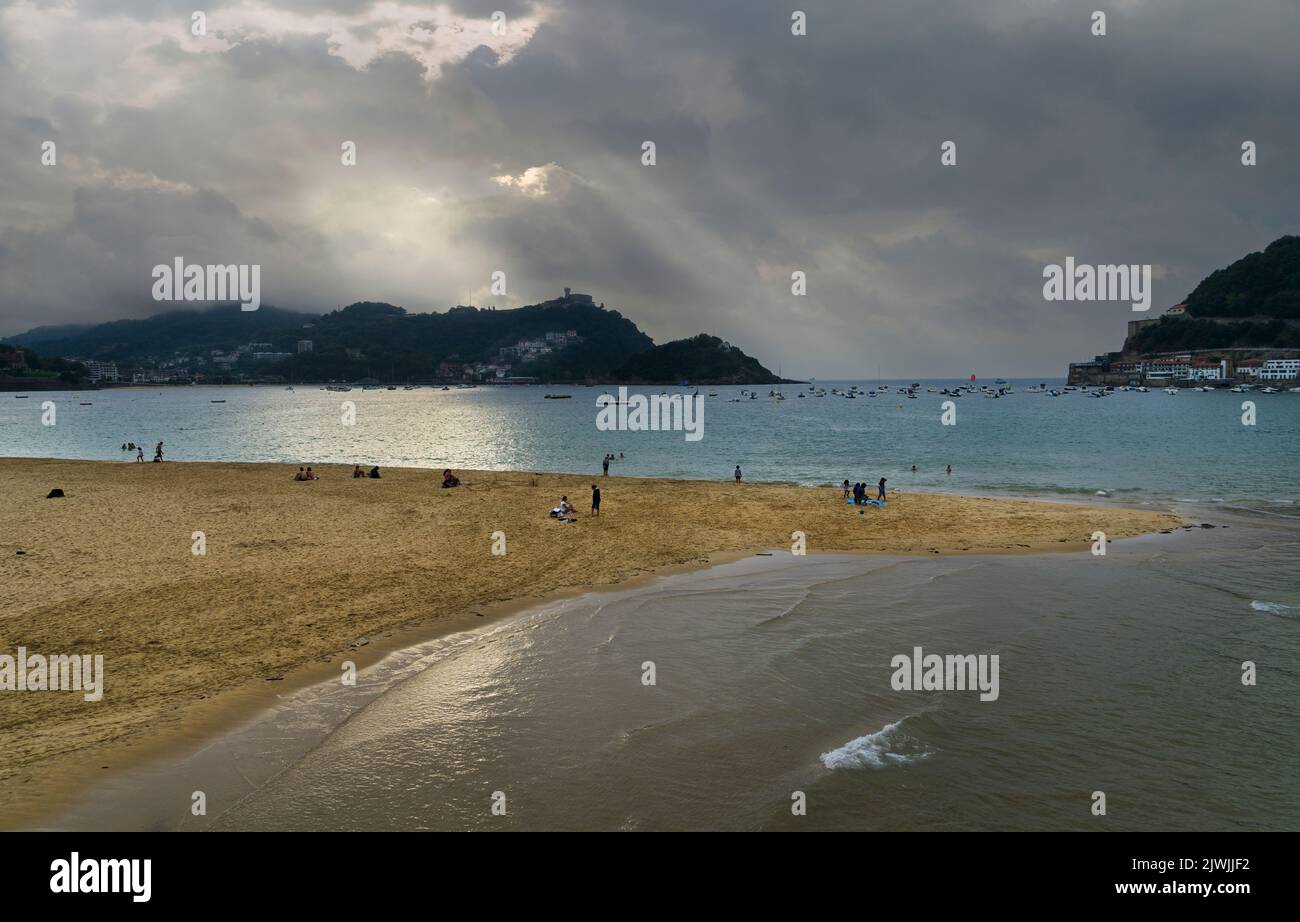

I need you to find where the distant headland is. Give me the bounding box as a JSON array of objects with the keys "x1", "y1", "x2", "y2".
[
  {"x1": 1068, "y1": 235, "x2": 1300, "y2": 387},
  {"x1": 1, "y1": 289, "x2": 795, "y2": 389}
]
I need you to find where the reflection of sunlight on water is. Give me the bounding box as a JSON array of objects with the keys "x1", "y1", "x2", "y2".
[{"x1": 7, "y1": 383, "x2": 1300, "y2": 502}]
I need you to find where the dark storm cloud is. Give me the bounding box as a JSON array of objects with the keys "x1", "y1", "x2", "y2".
[{"x1": 1, "y1": 0, "x2": 1297, "y2": 375}]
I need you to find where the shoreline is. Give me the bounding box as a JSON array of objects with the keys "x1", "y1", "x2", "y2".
[{"x1": 0, "y1": 457, "x2": 1183, "y2": 828}]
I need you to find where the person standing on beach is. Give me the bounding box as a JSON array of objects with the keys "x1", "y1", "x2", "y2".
[
  {"x1": 877, "y1": 477, "x2": 887, "y2": 501},
  {"x1": 842, "y1": 479, "x2": 851, "y2": 500},
  {"x1": 734, "y1": 465, "x2": 742, "y2": 484},
  {"x1": 591, "y1": 484, "x2": 601, "y2": 516},
  {"x1": 154, "y1": 441, "x2": 164, "y2": 462},
  {"x1": 602, "y1": 456, "x2": 610, "y2": 476},
  {"x1": 136, "y1": 446, "x2": 144, "y2": 462}
]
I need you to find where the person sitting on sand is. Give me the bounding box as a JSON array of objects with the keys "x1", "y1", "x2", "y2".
[
  {"x1": 441, "y1": 469, "x2": 460, "y2": 488},
  {"x1": 352, "y1": 465, "x2": 364, "y2": 479},
  {"x1": 550, "y1": 496, "x2": 577, "y2": 522},
  {"x1": 294, "y1": 467, "x2": 307, "y2": 481},
  {"x1": 306, "y1": 466, "x2": 319, "y2": 481},
  {"x1": 367, "y1": 466, "x2": 381, "y2": 479}
]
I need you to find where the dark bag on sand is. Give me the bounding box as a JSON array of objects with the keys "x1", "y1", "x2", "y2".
[{"x1": 46, "y1": 489, "x2": 64, "y2": 498}]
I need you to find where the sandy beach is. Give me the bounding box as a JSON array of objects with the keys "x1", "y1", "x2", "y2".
[{"x1": 0, "y1": 457, "x2": 1180, "y2": 824}]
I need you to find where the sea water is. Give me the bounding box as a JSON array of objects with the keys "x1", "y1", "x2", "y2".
[{"x1": 3, "y1": 380, "x2": 1299, "y2": 506}]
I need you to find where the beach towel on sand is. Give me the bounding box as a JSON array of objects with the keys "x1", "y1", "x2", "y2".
[{"x1": 846, "y1": 498, "x2": 886, "y2": 507}]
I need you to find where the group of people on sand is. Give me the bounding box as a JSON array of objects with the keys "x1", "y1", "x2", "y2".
[
  {"x1": 551, "y1": 485, "x2": 600, "y2": 522},
  {"x1": 844, "y1": 478, "x2": 888, "y2": 504},
  {"x1": 296, "y1": 464, "x2": 463, "y2": 485},
  {"x1": 121, "y1": 441, "x2": 164, "y2": 462}
]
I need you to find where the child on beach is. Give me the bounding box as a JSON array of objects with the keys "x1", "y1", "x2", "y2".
[
  {"x1": 734, "y1": 465, "x2": 742, "y2": 483},
  {"x1": 591, "y1": 485, "x2": 601, "y2": 516}
]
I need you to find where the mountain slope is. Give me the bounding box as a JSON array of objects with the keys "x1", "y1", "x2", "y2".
[{"x1": 613, "y1": 334, "x2": 788, "y2": 384}]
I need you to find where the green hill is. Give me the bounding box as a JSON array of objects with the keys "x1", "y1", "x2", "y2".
[
  {"x1": 613, "y1": 334, "x2": 789, "y2": 384},
  {"x1": 1124, "y1": 235, "x2": 1300, "y2": 354},
  {"x1": 3, "y1": 296, "x2": 784, "y2": 384},
  {"x1": 1184, "y1": 235, "x2": 1300, "y2": 319}
]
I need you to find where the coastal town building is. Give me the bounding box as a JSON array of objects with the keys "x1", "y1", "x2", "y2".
[
  {"x1": 82, "y1": 360, "x2": 119, "y2": 383},
  {"x1": 1073, "y1": 301, "x2": 1300, "y2": 386}
]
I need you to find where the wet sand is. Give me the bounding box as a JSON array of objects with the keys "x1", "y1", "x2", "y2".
[{"x1": 0, "y1": 458, "x2": 1180, "y2": 825}]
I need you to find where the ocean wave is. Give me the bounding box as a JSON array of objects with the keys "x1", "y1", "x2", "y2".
[
  {"x1": 820, "y1": 717, "x2": 932, "y2": 770},
  {"x1": 1251, "y1": 600, "x2": 1300, "y2": 619}
]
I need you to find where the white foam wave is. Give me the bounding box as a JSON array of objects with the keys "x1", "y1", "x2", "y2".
[
  {"x1": 820, "y1": 717, "x2": 931, "y2": 770},
  {"x1": 1251, "y1": 600, "x2": 1300, "y2": 619}
]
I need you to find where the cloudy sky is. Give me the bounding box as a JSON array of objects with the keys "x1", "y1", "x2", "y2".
[{"x1": 1, "y1": 0, "x2": 1297, "y2": 376}]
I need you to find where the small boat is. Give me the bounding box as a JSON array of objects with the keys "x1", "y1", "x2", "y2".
[
  {"x1": 1164, "y1": 387, "x2": 1179, "y2": 395},
  {"x1": 210, "y1": 399, "x2": 226, "y2": 403},
  {"x1": 544, "y1": 394, "x2": 571, "y2": 399},
  {"x1": 80, "y1": 402, "x2": 93, "y2": 406},
  {"x1": 14, "y1": 395, "x2": 29, "y2": 399}
]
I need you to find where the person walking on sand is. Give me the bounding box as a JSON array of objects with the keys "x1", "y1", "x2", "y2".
[
  {"x1": 877, "y1": 477, "x2": 887, "y2": 501},
  {"x1": 842, "y1": 479, "x2": 851, "y2": 500},
  {"x1": 734, "y1": 465, "x2": 742, "y2": 484},
  {"x1": 136, "y1": 446, "x2": 144, "y2": 463},
  {"x1": 591, "y1": 484, "x2": 601, "y2": 516},
  {"x1": 154, "y1": 441, "x2": 164, "y2": 462}
]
